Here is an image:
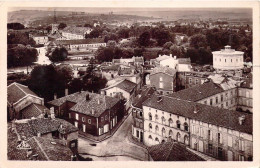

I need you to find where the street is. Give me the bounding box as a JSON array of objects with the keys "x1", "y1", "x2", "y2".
[{"x1": 78, "y1": 114, "x2": 148, "y2": 161}]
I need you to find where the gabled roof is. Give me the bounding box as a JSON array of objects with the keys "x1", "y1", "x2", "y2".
[
  {"x1": 170, "y1": 81, "x2": 224, "y2": 102},
  {"x1": 150, "y1": 66, "x2": 177, "y2": 77},
  {"x1": 7, "y1": 82, "x2": 40, "y2": 104},
  {"x1": 148, "y1": 142, "x2": 205, "y2": 161},
  {"x1": 48, "y1": 91, "x2": 121, "y2": 117},
  {"x1": 132, "y1": 87, "x2": 156, "y2": 109},
  {"x1": 143, "y1": 95, "x2": 252, "y2": 134},
  {"x1": 20, "y1": 103, "x2": 50, "y2": 119},
  {"x1": 112, "y1": 79, "x2": 137, "y2": 93}
]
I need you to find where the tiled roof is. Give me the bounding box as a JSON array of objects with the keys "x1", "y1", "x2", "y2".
[
  {"x1": 150, "y1": 66, "x2": 177, "y2": 77},
  {"x1": 156, "y1": 55, "x2": 171, "y2": 62},
  {"x1": 62, "y1": 26, "x2": 92, "y2": 35},
  {"x1": 148, "y1": 142, "x2": 205, "y2": 161},
  {"x1": 240, "y1": 78, "x2": 252, "y2": 89},
  {"x1": 7, "y1": 82, "x2": 39, "y2": 104},
  {"x1": 178, "y1": 58, "x2": 191, "y2": 64},
  {"x1": 113, "y1": 79, "x2": 137, "y2": 93},
  {"x1": 132, "y1": 87, "x2": 156, "y2": 109},
  {"x1": 28, "y1": 137, "x2": 73, "y2": 161},
  {"x1": 143, "y1": 95, "x2": 252, "y2": 134},
  {"x1": 55, "y1": 38, "x2": 105, "y2": 45},
  {"x1": 15, "y1": 118, "x2": 78, "y2": 137},
  {"x1": 101, "y1": 64, "x2": 120, "y2": 71},
  {"x1": 169, "y1": 81, "x2": 224, "y2": 101},
  {"x1": 133, "y1": 56, "x2": 144, "y2": 62},
  {"x1": 48, "y1": 91, "x2": 121, "y2": 117},
  {"x1": 20, "y1": 103, "x2": 50, "y2": 119}
]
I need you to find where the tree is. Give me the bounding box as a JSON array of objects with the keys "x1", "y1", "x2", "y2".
[
  {"x1": 48, "y1": 47, "x2": 68, "y2": 62},
  {"x1": 84, "y1": 23, "x2": 93, "y2": 28},
  {"x1": 58, "y1": 23, "x2": 67, "y2": 29},
  {"x1": 163, "y1": 41, "x2": 174, "y2": 50},
  {"x1": 138, "y1": 31, "x2": 150, "y2": 47},
  {"x1": 27, "y1": 65, "x2": 73, "y2": 102},
  {"x1": 86, "y1": 28, "x2": 103, "y2": 38},
  {"x1": 7, "y1": 23, "x2": 25, "y2": 30},
  {"x1": 117, "y1": 28, "x2": 130, "y2": 39},
  {"x1": 8, "y1": 32, "x2": 36, "y2": 46},
  {"x1": 170, "y1": 45, "x2": 186, "y2": 58},
  {"x1": 95, "y1": 46, "x2": 114, "y2": 62},
  {"x1": 190, "y1": 34, "x2": 207, "y2": 49},
  {"x1": 7, "y1": 45, "x2": 38, "y2": 68}
]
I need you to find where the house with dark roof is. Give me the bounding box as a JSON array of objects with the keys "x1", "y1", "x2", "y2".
[
  {"x1": 148, "y1": 142, "x2": 205, "y2": 161},
  {"x1": 48, "y1": 91, "x2": 125, "y2": 137},
  {"x1": 101, "y1": 79, "x2": 137, "y2": 111},
  {"x1": 7, "y1": 82, "x2": 49, "y2": 120},
  {"x1": 150, "y1": 66, "x2": 177, "y2": 95},
  {"x1": 142, "y1": 94, "x2": 253, "y2": 161},
  {"x1": 8, "y1": 119, "x2": 77, "y2": 161}
]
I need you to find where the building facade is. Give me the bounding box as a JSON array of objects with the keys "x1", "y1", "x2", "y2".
[
  {"x1": 61, "y1": 26, "x2": 93, "y2": 40},
  {"x1": 141, "y1": 94, "x2": 252, "y2": 161},
  {"x1": 150, "y1": 67, "x2": 177, "y2": 95},
  {"x1": 48, "y1": 91, "x2": 125, "y2": 137}
]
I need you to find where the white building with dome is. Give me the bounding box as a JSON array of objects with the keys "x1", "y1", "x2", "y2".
[{"x1": 212, "y1": 45, "x2": 244, "y2": 72}]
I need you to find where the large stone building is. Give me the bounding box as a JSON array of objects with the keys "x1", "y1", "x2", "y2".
[
  {"x1": 48, "y1": 91, "x2": 125, "y2": 137},
  {"x1": 61, "y1": 26, "x2": 93, "y2": 40},
  {"x1": 142, "y1": 94, "x2": 252, "y2": 161},
  {"x1": 212, "y1": 45, "x2": 244, "y2": 73},
  {"x1": 150, "y1": 66, "x2": 177, "y2": 95},
  {"x1": 7, "y1": 82, "x2": 49, "y2": 121}
]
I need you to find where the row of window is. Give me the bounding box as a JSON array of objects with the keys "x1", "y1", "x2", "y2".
[
  {"x1": 72, "y1": 113, "x2": 109, "y2": 124},
  {"x1": 203, "y1": 91, "x2": 236, "y2": 106},
  {"x1": 215, "y1": 58, "x2": 242, "y2": 63}
]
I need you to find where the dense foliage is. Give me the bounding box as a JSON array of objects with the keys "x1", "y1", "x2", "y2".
[
  {"x1": 48, "y1": 47, "x2": 68, "y2": 62},
  {"x1": 7, "y1": 23, "x2": 25, "y2": 30}
]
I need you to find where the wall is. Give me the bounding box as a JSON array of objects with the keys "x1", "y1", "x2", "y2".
[
  {"x1": 237, "y1": 88, "x2": 253, "y2": 113},
  {"x1": 150, "y1": 72, "x2": 176, "y2": 95},
  {"x1": 213, "y1": 54, "x2": 244, "y2": 70},
  {"x1": 14, "y1": 95, "x2": 43, "y2": 113}
]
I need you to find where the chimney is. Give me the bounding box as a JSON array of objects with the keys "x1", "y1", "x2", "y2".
[
  {"x1": 238, "y1": 115, "x2": 246, "y2": 125},
  {"x1": 174, "y1": 56, "x2": 177, "y2": 60},
  {"x1": 86, "y1": 93, "x2": 90, "y2": 101},
  {"x1": 26, "y1": 149, "x2": 33, "y2": 158},
  {"x1": 91, "y1": 108, "x2": 95, "y2": 115},
  {"x1": 37, "y1": 132, "x2": 41, "y2": 137},
  {"x1": 170, "y1": 54, "x2": 172, "y2": 57},
  {"x1": 54, "y1": 93, "x2": 57, "y2": 100},
  {"x1": 65, "y1": 88, "x2": 68, "y2": 96},
  {"x1": 97, "y1": 99, "x2": 100, "y2": 105},
  {"x1": 50, "y1": 107, "x2": 55, "y2": 119},
  {"x1": 194, "y1": 105, "x2": 199, "y2": 113}
]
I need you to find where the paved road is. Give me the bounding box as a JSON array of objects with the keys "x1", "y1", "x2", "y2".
[{"x1": 78, "y1": 114, "x2": 148, "y2": 161}]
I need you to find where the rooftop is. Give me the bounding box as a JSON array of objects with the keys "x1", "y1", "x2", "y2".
[
  {"x1": 48, "y1": 91, "x2": 121, "y2": 117},
  {"x1": 20, "y1": 103, "x2": 50, "y2": 119},
  {"x1": 55, "y1": 38, "x2": 105, "y2": 45},
  {"x1": 170, "y1": 81, "x2": 224, "y2": 102},
  {"x1": 132, "y1": 86, "x2": 156, "y2": 109},
  {"x1": 109, "y1": 79, "x2": 137, "y2": 93},
  {"x1": 143, "y1": 94, "x2": 252, "y2": 134},
  {"x1": 62, "y1": 26, "x2": 92, "y2": 35},
  {"x1": 150, "y1": 66, "x2": 177, "y2": 77},
  {"x1": 7, "y1": 82, "x2": 39, "y2": 105},
  {"x1": 148, "y1": 142, "x2": 205, "y2": 161}
]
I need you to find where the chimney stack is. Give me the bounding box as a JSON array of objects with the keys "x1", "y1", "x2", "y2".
[
  {"x1": 54, "y1": 93, "x2": 57, "y2": 100},
  {"x1": 65, "y1": 88, "x2": 68, "y2": 96},
  {"x1": 194, "y1": 105, "x2": 199, "y2": 113},
  {"x1": 97, "y1": 99, "x2": 100, "y2": 105},
  {"x1": 91, "y1": 108, "x2": 95, "y2": 115},
  {"x1": 50, "y1": 107, "x2": 55, "y2": 119},
  {"x1": 86, "y1": 93, "x2": 90, "y2": 101},
  {"x1": 170, "y1": 54, "x2": 172, "y2": 57},
  {"x1": 238, "y1": 115, "x2": 246, "y2": 125}
]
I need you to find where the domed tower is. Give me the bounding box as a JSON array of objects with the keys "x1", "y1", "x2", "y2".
[{"x1": 212, "y1": 45, "x2": 244, "y2": 72}]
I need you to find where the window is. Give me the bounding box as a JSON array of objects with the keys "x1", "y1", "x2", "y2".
[
  {"x1": 160, "y1": 77, "x2": 163, "y2": 82},
  {"x1": 221, "y1": 95, "x2": 223, "y2": 102},
  {"x1": 208, "y1": 144, "x2": 213, "y2": 154},
  {"x1": 149, "y1": 123, "x2": 152, "y2": 130},
  {"x1": 208, "y1": 130, "x2": 213, "y2": 141},
  {"x1": 231, "y1": 59, "x2": 232, "y2": 62},
  {"x1": 161, "y1": 116, "x2": 166, "y2": 125},
  {"x1": 69, "y1": 113, "x2": 71, "y2": 119},
  {"x1": 189, "y1": 78, "x2": 192, "y2": 84},
  {"x1": 210, "y1": 99, "x2": 213, "y2": 105},
  {"x1": 231, "y1": 99, "x2": 233, "y2": 104},
  {"x1": 218, "y1": 133, "x2": 222, "y2": 144},
  {"x1": 75, "y1": 113, "x2": 79, "y2": 120},
  {"x1": 228, "y1": 136, "x2": 232, "y2": 147},
  {"x1": 88, "y1": 119, "x2": 91, "y2": 124},
  {"x1": 239, "y1": 155, "x2": 245, "y2": 161},
  {"x1": 136, "y1": 130, "x2": 139, "y2": 138},
  {"x1": 195, "y1": 79, "x2": 199, "y2": 85},
  {"x1": 155, "y1": 125, "x2": 159, "y2": 134},
  {"x1": 169, "y1": 118, "x2": 173, "y2": 127},
  {"x1": 159, "y1": 82, "x2": 163, "y2": 89},
  {"x1": 239, "y1": 139, "x2": 245, "y2": 151},
  {"x1": 82, "y1": 117, "x2": 85, "y2": 122},
  {"x1": 225, "y1": 59, "x2": 226, "y2": 62},
  {"x1": 149, "y1": 113, "x2": 152, "y2": 120},
  {"x1": 140, "y1": 111, "x2": 143, "y2": 117},
  {"x1": 176, "y1": 120, "x2": 181, "y2": 129},
  {"x1": 219, "y1": 58, "x2": 221, "y2": 62},
  {"x1": 199, "y1": 127, "x2": 203, "y2": 137},
  {"x1": 162, "y1": 127, "x2": 166, "y2": 137},
  {"x1": 184, "y1": 122, "x2": 189, "y2": 131},
  {"x1": 155, "y1": 114, "x2": 158, "y2": 120},
  {"x1": 216, "y1": 97, "x2": 218, "y2": 104}
]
